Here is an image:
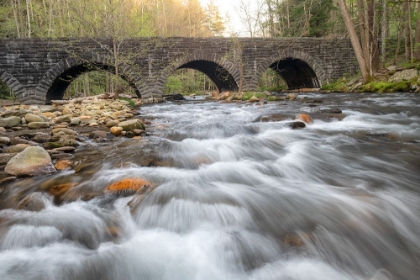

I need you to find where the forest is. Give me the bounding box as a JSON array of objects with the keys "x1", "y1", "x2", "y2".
[{"x1": 1, "y1": 0, "x2": 420, "y2": 98}]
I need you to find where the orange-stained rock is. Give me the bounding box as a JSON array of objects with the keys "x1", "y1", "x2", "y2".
[
  {"x1": 105, "y1": 178, "x2": 152, "y2": 194},
  {"x1": 110, "y1": 126, "x2": 123, "y2": 136},
  {"x1": 48, "y1": 183, "x2": 78, "y2": 196},
  {"x1": 295, "y1": 113, "x2": 312, "y2": 124},
  {"x1": 55, "y1": 159, "x2": 73, "y2": 170}
]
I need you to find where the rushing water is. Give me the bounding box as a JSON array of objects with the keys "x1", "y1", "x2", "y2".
[{"x1": 1, "y1": 93, "x2": 420, "y2": 280}]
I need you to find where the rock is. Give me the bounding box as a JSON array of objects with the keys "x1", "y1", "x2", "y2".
[
  {"x1": 55, "y1": 160, "x2": 73, "y2": 170},
  {"x1": 10, "y1": 138, "x2": 38, "y2": 146},
  {"x1": 288, "y1": 121, "x2": 306, "y2": 129},
  {"x1": 248, "y1": 95, "x2": 260, "y2": 102},
  {"x1": 52, "y1": 146, "x2": 76, "y2": 153},
  {"x1": 42, "y1": 112, "x2": 57, "y2": 119},
  {"x1": 24, "y1": 113, "x2": 45, "y2": 123},
  {"x1": 389, "y1": 69, "x2": 418, "y2": 82},
  {"x1": 5, "y1": 146, "x2": 56, "y2": 176},
  {"x1": 105, "y1": 120, "x2": 119, "y2": 127},
  {"x1": 118, "y1": 119, "x2": 145, "y2": 131},
  {"x1": 283, "y1": 232, "x2": 311, "y2": 247},
  {"x1": 211, "y1": 91, "x2": 220, "y2": 100},
  {"x1": 5, "y1": 144, "x2": 30, "y2": 153},
  {"x1": 105, "y1": 178, "x2": 152, "y2": 195},
  {"x1": 110, "y1": 126, "x2": 123, "y2": 136},
  {"x1": 0, "y1": 116, "x2": 21, "y2": 128},
  {"x1": 51, "y1": 128, "x2": 77, "y2": 136},
  {"x1": 257, "y1": 114, "x2": 291, "y2": 122},
  {"x1": 54, "y1": 115, "x2": 72, "y2": 124},
  {"x1": 0, "y1": 136, "x2": 10, "y2": 145},
  {"x1": 89, "y1": 131, "x2": 108, "y2": 139},
  {"x1": 127, "y1": 195, "x2": 145, "y2": 214},
  {"x1": 133, "y1": 129, "x2": 146, "y2": 136},
  {"x1": 0, "y1": 127, "x2": 6, "y2": 134},
  {"x1": 126, "y1": 131, "x2": 135, "y2": 138},
  {"x1": 43, "y1": 142, "x2": 66, "y2": 149},
  {"x1": 33, "y1": 132, "x2": 51, "y2": 143},
  {"x1": 70, "y1": 117, "x2": 81, "y2": 126},
  {"x1": 47, "y1": 183, "x2": 77, "y2": 196},
  {"x1": 17, "y1": 192, "x2": 50, "y2": 212},
  {"x1": 28, "y1": 122, "x2": 50, "y2": 129},
  {"x1": 295, "y1": 113, "x2": 312, "y2": 124},
  {"x1": 0, "y1": 153, "x2": 17, "y2": 165},
  {"x1": 323, "y1": 113, "x2": 346, "y2": 120},
  {"x1": 286, "y1": 93, "x2": 297, "y2": 100},
  {"x1": 320, "y1": 108, "x2": 342, "y2": 114},
  {"x1": 386, "y1": 65, "x2": 396, "y2": 71},
  {"x1": 51, "y1": 153, "x2": 74, "y2": 160}
]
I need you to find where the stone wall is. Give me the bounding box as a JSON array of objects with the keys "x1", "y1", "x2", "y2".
[{"x1": 0, "y1": 37, "x2": 358, "y2": 104}]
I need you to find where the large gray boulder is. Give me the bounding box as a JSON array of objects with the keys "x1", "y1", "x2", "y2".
[
  {"x1": 389, "y1": 69, "x2": 418, "y2": 82},
  {"x1": 118, "y1": 119, "x2": 144, "y2": 131},
  {"x1": 5, "y1": 146, "x2": 56, "y2": 176},
  {"x1": 25, "y1": 113, "x2": 45, "y2": 123}
]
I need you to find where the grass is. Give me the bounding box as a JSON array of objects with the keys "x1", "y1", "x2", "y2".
[
  {"x1": 320, "y1": 78, "x2": 349, "y2": 92},
  {"x1": 361, "y1": 81, "x2": 411, "y2": 93},
  {"x1": 118, "y1": 97, "x2": 135, "y2": 106},
  {"x1": 242, "y1": 92, "x2": 267, "y2": 100}
]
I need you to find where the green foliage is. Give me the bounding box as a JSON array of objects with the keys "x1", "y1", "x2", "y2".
[
  {"x1": 361, "y1": 81, "x2": 411, "y2": 93},
  {"x1": 320, "y1": 79, "x2": 349, "y2": 92},
  {"x1": 267, "y1": 96, "x2": 277, "y2": 101},
  {"x1": 164, "y1": 76, "x2": 183, "y2": 94},
  {"x1": 242, "y1": 92, "x2": 267, "y2": 100},
  {"x1": 0, "y1": 80, "x2": 15, "y2": 100},
  {"x1": 258, "y1": 69, "x2": 286, "y2": 92}
]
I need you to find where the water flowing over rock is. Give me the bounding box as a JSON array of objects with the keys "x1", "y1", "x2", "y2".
[{"x1": 4, "y1": 146, "x2": 56, "y2": 176}]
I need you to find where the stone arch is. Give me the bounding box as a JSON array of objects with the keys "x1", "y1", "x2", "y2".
[
  {"x1": 155, "y1": 52, "x2": 241, "y2": 95},
  {"x1": 0, "y1": 71, "x2": 25, "y2": 100},
  {"x1": 36, "y1": 54, "x2": 142, "y2": 104},
  {"x1": 252, "y1": 49, "x2": 328, "y2": 90}
]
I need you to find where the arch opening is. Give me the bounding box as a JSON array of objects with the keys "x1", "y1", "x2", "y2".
[
  {"x1": 269, "y1": 58, "x2": 320, "y2": 89},
  {"x1": 177, "y1": 60, "x2": 238, "y2": 93},
  {"x1": 45, "y1": 63, "x2": 140, "y2": 103},
  {"x1": 0, "y1": 78, "x2": 17, "y2": 102}
]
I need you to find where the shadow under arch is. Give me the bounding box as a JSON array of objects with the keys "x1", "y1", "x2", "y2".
[
  {"x1": 270, "y1": 58, "x2": 320, "y2": 89},
  {"x1": 45, "y1": 63, "x2": 141, "y2": 104},
  {"x1": 177, "y1": 60, "x2": 238, "y2": 92},
  {"x1": 254, "y1": 50, "x2": 327, "y2": 90}
]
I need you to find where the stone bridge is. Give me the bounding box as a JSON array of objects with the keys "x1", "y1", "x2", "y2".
[{"x1": 0, "y1": 37, "x2": 358, "y2": 104}]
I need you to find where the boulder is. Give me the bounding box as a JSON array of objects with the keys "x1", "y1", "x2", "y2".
[
  {"x1": 288, "y1": 121, "x2": 306, "y2": 129},
  {"x1": 89, "y1": 131, "x2": 108, "y2": 139},
  {"x1": 257, "y1": 114, "x2": 291, "y2": 122},
  {"x1": 0, "y1": 136, "x2": 10, "y2": 145},
  {"x1": 24, "y1": 113, "x2": 45, "y2": 123},
  {"x1": 0, "y1": 153, "x2": 17, "y2": 165},
  {"x1": 118, "y1": 119, "x2": 144, "y2": 131},
  {"x1": 5, "y1": 146, "x2": 56, "y2": 176},
  {"x1": 55, "y1": 160, "x2": 73, "y2": 170},
  {"x1": 28, "y1": 122, "x2": 50, "y2": 129},
  {"x1": 295, "y1": 113, "x2": 312, "y2": 124},
  {"x1": 248, "y1": 95, "x2": 260, "y2": 102},
  {"x1": 105, "y1": 120, "x2": 119, "y2": 127},
  {"x1": 110, "y1": 126, "x2": 123, "y2": 136},
  {"x1": 389, "y1": 69, "x2": 418, "y2": 82},
  {"x1": 6, "y1": 144, "x2": 30, "y2": 153},
  {"x1": 51, "y1": 128, "x2": 77, "y2": 136},
  {"x1": 17, "y1": 192, "x2": 50, "y2": 212},
  {"x1": 0, "y1": 116, "x2": 21, "y2": 128},
  {"x1": 54, "y1": 115, "x2": 72, "y2": 124},
  {"x1": 105, "y1": 178, "x2": 152, "y2": 195},
  {"x1": 33, "y1": 132, "x2": 51, "y2": 143},
  {"x1": 320, "y1": 108, "x2": 342, "y2": 114},
  {"x1": 286, "y1": 93, "x2": 297, "y2": 100}
]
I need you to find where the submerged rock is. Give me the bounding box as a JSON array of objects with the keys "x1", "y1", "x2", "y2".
[
  {"x1": 105, "y1": 178, "x2": 152, "y2": 195},
  {"x1": 5, "y1": 146, "x2": 56, "y2": 176},
  {"x1": 16, "y1": 192, "x2": 51, "y2": 212},
  {"x1": 295, "y1": 113, "x2": 312, "y2": 124}
]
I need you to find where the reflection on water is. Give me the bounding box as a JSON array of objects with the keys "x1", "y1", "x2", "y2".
[{"x1": 0, "y1": 93, "x2": 420, "y2": 280}]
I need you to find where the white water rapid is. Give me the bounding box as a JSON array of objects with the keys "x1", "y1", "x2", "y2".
[{"x1": 0, "y1": 93, "x2": 419, "y2": 280}]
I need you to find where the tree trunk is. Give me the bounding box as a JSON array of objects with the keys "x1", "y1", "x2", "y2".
[
  {"x1": 381, "y1": 0, "x2": 387, "y2": 64},
  {"x1": 415, "y1": 2, "x2": 420, "y2": 60},
  {"x1": 367, "y1": 0, "x2": 379, "y2": 72},
  {"x1": 11, "y1": 0, "x2": 21, "y2": 38},
  {"x1": 404, "y1": 1, "x2": 412, "y2": 61},
  {"x1": 26, "y1": 0, "x2": 32, "y2": 38},
  {"x1": 337, "y1": 0, "x2": 370, "y2": 82}
]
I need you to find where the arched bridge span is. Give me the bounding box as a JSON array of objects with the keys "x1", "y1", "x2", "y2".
[{"x1": 0, "y1": 37, "x2": 357, "y2": 104}]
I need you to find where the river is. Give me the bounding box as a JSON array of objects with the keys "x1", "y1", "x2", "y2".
[{"x1": 0, "y1": 93, "x2": 420, "y2": 280}]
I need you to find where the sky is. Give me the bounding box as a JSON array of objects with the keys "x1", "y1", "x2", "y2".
[{"x1": 198, "y1": 0, "x2": 256, "y2": 36}]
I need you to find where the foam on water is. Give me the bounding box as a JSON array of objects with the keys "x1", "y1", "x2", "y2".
[{"x1": 1, "y1": 94, "x2": 420, "y2": 279}]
